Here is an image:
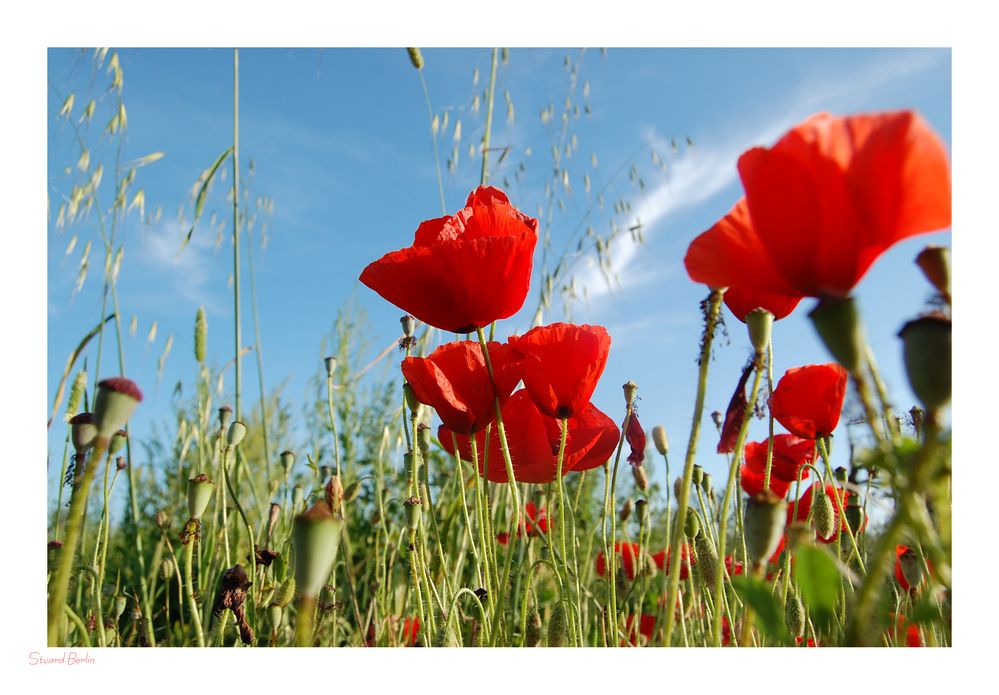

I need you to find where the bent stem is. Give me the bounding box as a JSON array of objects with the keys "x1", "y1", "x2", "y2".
[{"x1": 184, "y1": 530, "x2": 206, "y2": 647}]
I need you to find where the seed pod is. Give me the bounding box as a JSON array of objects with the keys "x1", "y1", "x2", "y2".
[
  {"x1": 744, "y1": 491, "x2": 787, "y2": 568},
  {"x1": 844, "y1": 495, "x2": 866, "y2": 535},
  {"x1": 218, "y1": 405, "x2": 233, "y2": 430},
  {"x1": 620, "y1": 499, "x2": 633, "y2": 524},
  {"x1": 652, "y1": 425, "x2": 669, "y2": 455},
  {"x1": 320, "y1": 465, "x2": 333, "y2": 481},
  {"x1": 187, "y1": 474, "x2": 215, "y2": 520},
  {"x1": 635, "y1": 498, "x2": 648, "y2": 524},
  {"x1": 324, "y1": 356, "x2": 336, "y2": 378},
  {"x1": 194, "y1": 306, "x2": 207, "y2": 363},
  {"x1": 268, "y1": 604, "x2": 283, "y2": 631},
  {"x1": 93, "y1": 377, "x2": 143, "y2": 440},
  {"x1": 547, "y1": 602, "x2": 568, "y2": 647},
  {"x1": 811, "y1": 486, "x2": 836, "y2": 539},
  {"x1": 400, "y1": 314, "x2": 416, "y2": 337},
  {"x1": 691, "y1": 465, "x2": 704, "y2": 487},
  {"x1": 114, "y1": 594, "x2": 127, "y2": 620},
  {"x1": 293, "y1": 501, "x2": 345, "y2": 599},
  {"x1": 808, "y1": 296, "x2": 866, "y2": 375},
  {"x1": 683, "y1": 508, "x2": 700, "y2": 539},
  {"x1": 785, "y1": 593, "x2": 805, "y2": 637},
  {"x1": 406, "y1": 47, "x2": 424, "y2": 70},
  {"x1": 899, "y1": 314, "x2": 951, "y2": 412},
  {"x1": 226, "y1": 420, "x2": 247, "y2": 447},
  {"x1": 108, "y1": 429, "x2": 128, "y2": 455},
  {"x1": 280, "y1": 450, "x2": 295, "y2": 477},
  {"x1": 694, "y1": 532, "x2": 718, "y2": 588},
  {"x1": 291, "y1": 485, "x2": 304, "y2": 512},
  {"x1": 404, "y1": 496, "x2": 423, "y2": 531},
  {"x1": 622, "y1": 380, "x2": 638, "y2": 406},
  {"x1": 746, "y1": 308, "x2": 774, "y2": 357},
  {"x1": 701, "y1": 473, "x2": 713, "y2": 496},
  {"x1": 417, "y1": 423, "x2": 432, "y2": 457},
  {"x1": 915, "y1": 245, "x2": 950, "y2": 301},
  {"x1": 632, "y1": 464, "x2": 648, "y2": 491},
  {"x1": 70, "y1": 412, "x2": 97, "y2": 453},
  {"x1": 526, "y1": 610, "x2": 543, "y2": 646}
]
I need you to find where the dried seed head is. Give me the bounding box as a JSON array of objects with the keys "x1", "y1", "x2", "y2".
[
  {"x1": 744, "y1": 491, "x2": 787, "y2": 568},
  {"x1": 70, "y1": 412, "x2": 97, "y2": 453},
  {"x1": 93, "y1": 377, "x2": 142, "y2": 440},
  {"x1": 325, "y1": 475, "x2": 344, "y2": 517},
  {"x1": 652, "y1": 425, "x2": 669, "y2": 455},
  {"x1": 187, "y1": 474, "x2": 214, "y2": 520},
  {"x1": 194, "y1": 306, "x2": 207, "y2": 363},
  {"x1": 213, "y1": 564, "x2": 255, "y2": 645},
  {"x1": 632, "y1": 464, "x2": 648, "y2": 492},
  {"x1": 622, "y1": 380, "x2": 638, "y2": 406},
  {"x1": 406, "y1": 47, "x2": 424, "y2": 70},
  {"x1": 226, "y1": 420, "x2": 247, "y2": 447}
]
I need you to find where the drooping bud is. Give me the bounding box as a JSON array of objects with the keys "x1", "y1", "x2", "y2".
[
  {"x1": 108, "y1": 429, "x2": 128, "y2": 455},
  {"x1": 915, "y1": 245, "x2": 950, "y2": 302},
  {"x1": 808, "y1": 296, "x2": 866, "y2": 375},
  {"x1": 404, "y1": 496, "x2": 423, "y2": 531},
  {"x1": 632, "y1": 464, "x2": 648, "y2": 491},
  {"x1": 187, "y1": 474, "x2": 215, "y2": 520},
  {"x1": 324, "y1": 356, "x2": 336, "y2": 378},
  {"x1": 271, "y1": 577, "x2": 296, "y2": 607},
  {"x1": 547, "y1": 602, "x2": 568, "y2": 647},
  {"x1": 746, "y1": 308, "x2": 774, "y2": 357},
  {"x1": 226, "y1": 420, "x2": 247, "y2": 448},
  {"x1": 280, "y1": 450, "x2": 295, "y2": 477},
  {"x1": 811, "y1": 486, "x2": 836, "y2": 539},
  {"x1": 218, "y1": 405, "x2": 233, "y2": 430},
  {"x1": 525, "y1": 610, "x2": 543, "y2": 647},
  {"x1": 785, "y1": 593, "x2": 805, "y2": 637},
  {"x1": 194, "y1": 306, "x2": 207, "y2": 363},
  {"x1": 622, "y1": 380, "x2": 638, "y2": 406},
  {"x1": 652, "y1": 425, "x2": 669, "y2": 455},
  {"x1": 744, "y1": 491, "x2": 787, "y2": 568},
  {"x1": 114, "y1": 594, "x2": 128, "y2": 620},
  {"x1": 620, "y1": 499, "x2": 633, "y2": 524},
  {"x1": 93, "y1": 377, "x2": 143, "y2": 440},
  {"x1": 401, "y1": 314, "x2": 416, "y2": 338},
  {"x1": 406, "y1": 47, "x2": 424, "y2": 70},
  {"x1": 898, "y1": 313, "x2": 951, "y2": 412},
  {"x1": 683, "y1": 508, "x2": 700, "y2": 539},
  {"x1": 293, "y1": 500, "x2": 344, "y2": 599},
  {"x1": 694, "y1": 532, "x2": 718, "y2": 588},
  {"x1": 70, "y1": 412, "x2": 97, "y2": 453}
]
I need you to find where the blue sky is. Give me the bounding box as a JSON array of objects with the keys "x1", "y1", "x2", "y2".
[{"x1": 47, "y1": 47, "x2": 951, "y2": 515}]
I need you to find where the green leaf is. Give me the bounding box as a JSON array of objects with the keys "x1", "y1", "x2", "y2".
[
  {"x1": 731, "y1": 576, "x2": 789, "y2": 644},
  {"x1": 795, "y1": 544, "x2": 841, "y2": 624}
]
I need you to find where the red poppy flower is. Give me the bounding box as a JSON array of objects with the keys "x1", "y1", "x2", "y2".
[
  {"x1": 770, "y1": 364, "x2": 849, "y2": 439},
  {"x1": 596, "y1": 542, "x2": 642, "y2": 580},
  {"x1": 894, "y1": 544, "x2": 932, "y2": 594},
  {"x1": 626, "y1": 412, "x2": 646, "y2": 465},
  {"x1": 787, "y1": 482, "x2": 866, "y2": 544},
  {"x1": 401, "y1": 341, "x2": 523, "y2": 435},
  {"x1": 889, "y1": 614, "x2": 923, "y2": 648},
  {"x1": 440, "y1": 390, "x2": 619, "y2": 484},
  {"x1": 651, "y1": 545, "x2": 696, "y2": 581},
  {"x1": 359, "y1": 186, "x2": 538, "y2": 333},
  {"x1": 724, "y1": 284, "x2": 803, "y2": 323},
  {"x1": 402, "y1": 616, "x2": 421, "y2": 647},
  {"x1": 508, "y1": 323, "x2": 611, "y2": 419},
  {"x1": 795, "y1": 636, "x2": 819, "y2": 647},
  {"x1": 724, "y1": 555, "x2": 745, "y2": 577},
  {"x1": 496, "y1": 502, "x2": 552, "y2": 545},
  {"x1": 623, "y1": 614, "x2": 657, "y2": 646},
  {"x1": 744, "y1": 435, "x2": 815, "y2": 486},
  {"x1": 685, "y1": 110, "x2": 951, "y2": 299}
]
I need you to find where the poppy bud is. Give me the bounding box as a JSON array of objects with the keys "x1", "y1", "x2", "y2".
[
  {"x1": 620, "y1": 499, "x2": 633, "y2": 524},
  {"x1": 324, "y1": 356, "x2": 336, "y2": 378},
  {"x1": 401, "y1": 314, "x2": 416, "y2": 338},
  {"x1": 899, "y1": 547, "x2": 925, "y2": 589},
  {"x1": 108, "y1": 429, "x2": 128, "y2": 455},
  {"x1": 785, "y1": 593, "x2": 805, "y2": 637},
  {"x1": 403, "y1": 383, "x2": 421, "y2": 415},
  {"x1": 114, "y1": 594, "x2": 127, "y2": 620},
  {"x1": 218, "y1": 405, "x2": 233, "y2": 430},
  {"x1": 632, "y1": 464, "x2": 649, "y2": 491},
  {"x1": 268, "y1": 605, "x2": 283, "y2": 631},
  {"x1": 694, "y1": 532, "x2": 718, "y2": 588},
  {"x1": 325, "y1": 475, "x2": 344, "y2": 516},
  {"x1": 744, "y1": 491, "x2": 787, "y2": 568},
  {"x1": 292, "y1": 485, "x2": 304, "y2": 512},
  {"x1": 116, "y1": 456, "x2": 126, "y2": 471},
  {"x1": 293, "y1": 501, "x2": 344, "y2": 599},
  {"x1": 271, "y1": 577, "x2": 296, "y2": 608},
  {"x1": 70, "y1": 412, "x2": 97, "y2": 453},
  {"x1": 635, "y1": 499, "x2": 648, "y2": 524},
  {"x1": 187, "y1": 474, "x2": 214, "y2": 520},
  {"x1": 280, "y1": 450, "x2": 295, "y2": 477},
  {"x1": 702, "y1": 473, "x2": 713, "y2": 496},
  {"x1": 417, "y1": 423, "x2": 432, "y2": 457},
  {"x1": 547, "y1": 602, "x2": 568, "y2": 647},
  {"x1": 226, "y1": 420, "x2": 247, "y2": 448},
  {"x1": 915, "y1": 245, "x2": 950, "y2": 302},
  {"x1": 691, "y1": 465, "x2": 704, "y2": 487},
  {"x1": 267, "y1": 503, "x2": 281, "y2": 539},
  {"x1": 674, "y1": 477, "x2": 683, "y2": 500},
  {"x1": 746, "y1": 308, "x2": 774, "y2": 357},
  {"x1": 834, "y1": 466, "x2": 847, "y2": 483},
  {"x1": 343, "y1": 479, "x2": 362, "y2": 504},
  {"x1": 652, "y1": 425, "x2": 669, "y2": 455},
  {"x1": 93, "y1": 377, "x2": 143, "y2": 441},
  {"x1": 404, "y1": 496, "x2": 423, "y2": 531},
  {"x1": 808, "y1": 296, "x2": 866, "y2": 375},
  {"x1": 899, "y1": 314, "x2": 951, "y2": 412},
  {"x1": 684, "y1": 508, "x2": 700, "y2": 539},
  {"x1": 810, "y1": 485, "x2": 836, "y2": 539},
  {"x1": 526, "y1": 610, "x2": 543, "y2": 647},
  {"x1": 194, "y1": 306, "x2": 207, "y2": 363},
  {"x1": 406, "y1": 47, "x2": 424, "y2": 70},
  {"x1": 623, "y1": 380, "x2": 638, "y2": 406}
]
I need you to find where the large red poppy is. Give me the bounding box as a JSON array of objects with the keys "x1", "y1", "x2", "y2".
[
  {"x1": 359, "y1": 186, "x2": 538, "y2": 333},
  {"x1": 685, "y1": 110, "x2": 951, "y2": 299},
  {"x1": 724, "y1": 283, "x2": 803, "y2": 323},
  {"x1": 787, "y1": 481, "x2": 866, "y2": 544},
  {"x1": 508, "y1": 323, "x2": 611, "y2": 419},
  {"x1": 401, "y1": 340, "x2": 523, "y2": 435},
  {"x1": 439, "y1": 390, "x2": 619, "y2": 484},
  {"x1": 740, "y1": 435, "x2": 814, "y2": 499},
  {"x1": 770, "y1": 364, "x2": 849, "y2": 439}
]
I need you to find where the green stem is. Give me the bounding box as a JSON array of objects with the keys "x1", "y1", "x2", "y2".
[
  {"x1": 184, "y1": 529, "x2": 206, "y2": 647},
  {"x1": 479, "y1": 47, "x2": 499, "y2": 186}
]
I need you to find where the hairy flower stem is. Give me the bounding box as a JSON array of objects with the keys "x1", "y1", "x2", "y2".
[
  {"x1": 184, "y1": 532, "x2": 206, "y2": 646},
  {"x1": 450, "y1": 435, "x2": 484, "y2": 588},
  {"x1": 712, "y1": 359, "x2": 763, "y2": 646},
  {"x1": 816, "y1": 438, "x2": 866, "y2": 572},
  {"x1": 662, "y1": 289, "x2": 724, "y2": 646},
  {"x1": 223, "y1": 445, "x2": 258, "y2": 612},
  {"x1": 762, "y1": 340, "x2": 776, "y2": 490},
  {"x1": 606, "y1": 405, "x2": 634, "y2": 645},
  {"x1": 48, "y1": 437, "x2": 107, "y2": 645}
]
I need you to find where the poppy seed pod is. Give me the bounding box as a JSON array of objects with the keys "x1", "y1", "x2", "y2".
[
  {"x1": 702, "y1": 473, "x2": 713, "y2": 496},
  {"x1": 808, "y1": 296, "x2": 866, "y2": 375},
  {"x1": 632, "y1": 464, "x2": 649, "y2": 492},
  {"x1": 691, "y1": 465, "x2": 704, "y2": 487},
  {"x1": 404, "y1": 496, "x2": 423, "y2": 531},
  {"x1": 785, "y1": 594, "x2": 805, "y2": 637},
  {"x1": 401, "y1": 314, "x2": 416, "y2": 338},
  {"x1": 187, "y1": 474, "x2": 215, "y2": 520},
  {"x1": 218, "y1": 405, "x2": 233, "y2": 430},
  {"x1": 547, "y1": 602, "x2": 568, "y2": 647},
  {"x1": 293, "y1": 501, "x2": 344, "y2": 600},
  {"x1": 108, "y1": 429, "x2": 128, "y2": 455},
  {"x1": 526, "y1": 610, "x2": 543, "y2": 647},
  {"x1": 622, "y1": 380, "x2": 638, "y2": 406},
  {"x1": 746, "y1": 308, "x2": 774, "y2": 357},
  {"x1": 93, "y1": 377, "x2": 143, "y2": 441},
  {"x1": 899, "y1": 314, "x2": 951, "y2": 412},
  {"x1": 915, "y1": 245, "x2": 950, "y2": 301},
  {"x1": 403, "y1": 383, "x2": 421, "y2": 415},
  {"x1": 324, "y1": 356, "x2": 336, "y2": 378},
  {"x1": 280, "y1": 450, "x2": 295, "y2": 477},
  {"x1": 744, "y1": 492, "x2": 787, "y2": 568},
  {"x1": 226, "y1": 421, "x2": 247, "y2": 448},
  {"x1": 70, "y1": 412, "x2": 97, "y2": 453},
  {"x1": 406, "y1": 47, "x2": 424, "y2": 70},
  {"x1": 417, "y1": 423, "x2": 432, "y2": 457},
  {"x1": 652, "y1": 425, "x2": 669, "y2": 455},
  {"x1": 834, "y1": 466, "x2": 847, "y2": 483},
  {"x1": 194, "y1": 306, "x2": 207, "y2": 363},
  {"x1": 810, "y1": 485, "x2": 836, "y2": 539}
]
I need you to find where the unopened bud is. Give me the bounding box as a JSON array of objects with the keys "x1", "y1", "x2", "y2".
[
  {"x1": 404, "y1": 496, "x2": 423, "y2": 531},
  {"x1": 268, "y1": 605, "x2": 283, "y2": 630},
  {"x1": 744, "y1": 491, "x2": 787, "y2": 568},
  {"x1": 622, "y1": 380, "x2": 638, "y2": 406},
  {"x1": 694, "y1": 532, "x2": 718, "y2": 588},
  {"x1": 691, "y1": 465, "x2": 704, "y2": 487},
  {"x1": 271, "y1": 577, "x2": 296, "y2": 607},
  {"x1": 808, "y1": 296, "x2": 866, "y2": 375},
  {"x1": 226, "y1": 420, "x2": 247, "y2": 447},
  {"x1": 811, "y1": 486, "x2": 836, "y2": 539},
  {"x1": 674, "y1": 476, "x2": 683, "y2": 501},
  {"x1": 915, "y1": 245, "x2": 950, "y2": 302},
  {"x1": 785, "y1": 593, "x2": 805, "y2": 637},
  {"x1": 343, "y1": 479, "x2": 362, "y2": 504},
  {"x1": 547, "y1": 602, "x2": 568, "y2": 647},
  {"x1": 526, "y1": 610, "x2": 543, "y2": 647},
  {"x1": 701, "y1": 473, "x2": 713, "y2": 496},
  {"x1": 632, "y1": 464, "x2": 648, "y2": 491},
  {"x1": 403, "y1": 383, "x2": 421, "y2": 414},
  {"x1": 325, "y1": 475, "x2": 344, "y2": 516},
  {"x1": 114, "y1": 594, "x2": 127, "y2": 620},
  {"x1": 652, "y1": 425, "x2": 669, "y2": 455},
  {"x1": 406, "y1": 47, "x2": 424, "y2": 70},
  {"x1": 108, "y1": 429, "x2": 128, "y2": 455},
  {"x1": 401, "y1": 314, "x2": 416, "y2": 337},
  {"x1": 746, "y1": 308, "x2": 774, "y2": 357},
  {"x1": 899, "y1": 314, "x2": 951, "y2": 413},
  {"x1": 635, "y1": 499, "x2": 648, "y2": 524},
  {"x1": 187, "y1": 474, "x2": 214, "y2": 520},
  {"x1": 620, "y1": 499, "x2": 633, "y2": 524},
  {"x1": 291, "y1": 485, "x2": 304, "y2": 512},
  {"x1": 683, "y1": 508, "x2": 700, "y2": 538}
]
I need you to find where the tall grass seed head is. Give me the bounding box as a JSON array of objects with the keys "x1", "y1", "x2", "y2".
[
  {"x1": 652, "y1": 425, "x2": 669, "y2": 455},
  {"x1": 194, "y1": 306, "x2": 207, "y2": 363},
  {"x1": 406, "y1": 47, "x2": 424, "y2": 70},
  {"x1": 69, "y1": 412, "x2": 97, "y2": 453},
  {"x1": 66, "y1": 370, "x2": 87, "y2": 421},
  {"x1": 187, "y1": 473, "x2": 215, "y2": 520},
  {"x1": 226, "y1": 420, "x2": 247, "y2": 447},
  {"x1": 293, "y1": 500, "x2": 345, "y2": 599},
  {"x1": 93, "y1": 377, "x2": 142, "y2": 440},
  {"x1": 744, "y1": 491, "x2": 787, "y2": 567}
]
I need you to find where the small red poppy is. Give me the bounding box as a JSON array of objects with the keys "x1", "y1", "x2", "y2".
[
  {"x1": 724, "y1": 555, "x2": 745, "y2": 577},
  {"x1": 360, "y1": 186, "x2": 538, "y2": 333},
  {"x1": 770, "y1": 364, "x2": 849, "y2": 439},
  {"x1": 626, "y1": 412, "x2": 646, "y2": 465},
  {"x1": 596, "y1": 542, "x2": 642, "y2": 581},
  {"x1": 744, "y1": 435, "x2": 815, "y2": 486},
  {"x1": 402, "y1": 616, "x2": 421, "y2": 647},
  {"x1": 651, "y1": 545, "x2": 696, "y2": 581},
  {"x1": 496, "y1": 502, "x2": 552, "y2": 545},
  {"x1": 401, "y1": 340, "x2": 523, "y2": 435},
  {"x1": 623, "y1": 614, "x2": 657, "y2": 646},
  {"x1": 889, "y1": 613, "x2": 923, "y2": 647},
  {"x1": 508, "y1": 323, "x2": 611, "y2": 419},
  {"x1": 440, "y1": 390, "x2": 619, "y2": 484},
  {"x1": 787, "y1": 482, "x2": 866, "y2": 544},
  {"x1": 795, "y1": 636, "x2": 819, "y2": 647},
  {"x1": 685, "y1": 110, "x2": 951, "y2": 299}
]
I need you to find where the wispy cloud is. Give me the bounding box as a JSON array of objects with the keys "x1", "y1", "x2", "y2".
[{"x1": 574, "y1": 49, "x2": 948, "y2": 309}]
